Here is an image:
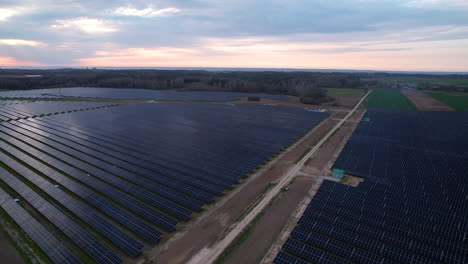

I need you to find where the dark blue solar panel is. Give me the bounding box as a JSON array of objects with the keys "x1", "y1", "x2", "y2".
[
  {"x1": 0, "y1": 166, "x2": 122, "y2": 264},
  {"x1": 0, "y1": 101, "x2": 328, "y2": 263},
  {"x1": 275, "y1": 109, "x2": 468, "y2": 264},
  {"x1": 0, "y1": 150, "x2": 144, "y2": 256},
  {"x1": 0, "y1": 101, "x2": 117, "y2": 121},
  {"x1": 0, "y1": 187, "x2": 82, "y2": 264},
  {"x1": 0, "y1": 87, "x2": 290, "y2": 102}
]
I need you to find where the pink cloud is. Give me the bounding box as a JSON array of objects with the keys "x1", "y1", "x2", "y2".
[{"x1": 0, "y1": 56, "x2": 41, "y2": 66}]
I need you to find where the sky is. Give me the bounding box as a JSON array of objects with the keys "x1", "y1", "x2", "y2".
[{"x1": 1, "y1": 0, "x2": 468, "y2": 71}]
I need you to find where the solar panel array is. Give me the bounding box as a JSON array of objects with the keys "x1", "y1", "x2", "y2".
[
  {"x1": 275, "y1": 109, "x2": 468, "y2": 264},
  {"x1": 0, "y1": 102, "x2": 327, "y2": 263},
  {"x1": 0, "y1": 87, "x2": 290, "y2": 101},
  {"x1": 0, "y1": 100, "x2": 117, "y2": 121}
]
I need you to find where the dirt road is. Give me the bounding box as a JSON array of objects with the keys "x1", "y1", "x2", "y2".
[
  {"x1": 304, "y1": 109, "x2": 365, "y2": 176},
  {"x1": 187, "y1": 90, "x2": 372, "y2": 264},
  {"x1": 224, "y1": 176, "x2": 318, "y2": 264},
  {"x1": 149, "y1": 111, "x2": 338, "y2": 264}
]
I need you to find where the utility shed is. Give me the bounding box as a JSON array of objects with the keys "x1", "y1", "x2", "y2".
[{"x1": 332, "y1": 169, "x2": 344, "y2": 179}]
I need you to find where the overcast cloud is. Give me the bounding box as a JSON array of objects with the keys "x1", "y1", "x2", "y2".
[{"x1": 0, "y1": 0, "x2": 467, "y2": 71}]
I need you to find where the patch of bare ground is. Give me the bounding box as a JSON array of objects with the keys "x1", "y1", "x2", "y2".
[
  {"x1": 147, "y1": 112, "x2": 339, "y2": 264},
  {"x1": 233, "y1": 98, "x2": 350, "y2": 111},
  {"x1": 224, "y1": 176, "x2": 318, "y2": 264},
  {"x1": 0, "y1": 231, "x2": 25, "y2": 264},
  {"x1": 401, "y1": 88, "x2": 453, "y2": 111},
  {"x1": 327, "y1": 96, "x2": 361, "y2": 107},
  {"x1": 341, "y1": 175, "x2": 364, "y2": 187},
  {"x1": 261, "y1": 177, "x2": 324, "y2": 264},
  {"x1": 303, "y1": 109, "x2": 366, "y2": 176}
]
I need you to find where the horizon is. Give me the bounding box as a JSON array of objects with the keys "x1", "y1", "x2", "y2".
[
  {"x1": 1, "y1": 0, "x2": 468, "y2": 71},
  {"x1": 1, "y1": 66, "x2": 468, "y2": 75}
]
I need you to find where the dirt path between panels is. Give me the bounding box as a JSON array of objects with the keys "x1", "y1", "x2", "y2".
[
  {"x1": 0, "y1": 232, "x2": 25, "y2": 264},
  {"x1": 303, "y1": 109, "x2": 365, "y2": 176},
  {"x1": 148, "y1": 111, "x2": 341, "y2": 264},
  {"x1": 401, "y1": 88, "x2": 453, "y2": 111},
  {"x1": 233, "y1": 99, "x2": 350, "y2": 111},
  {"x1": 224, "y1": 176, "x2": 318, "y2": 264},
  {"x1": 223, "y1": 110, "x2": 364, "y2": 264}
]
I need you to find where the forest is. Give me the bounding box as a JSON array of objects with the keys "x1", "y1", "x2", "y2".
[{"x1": 1, "y1": 69, "x2": 466, "y2": 104}]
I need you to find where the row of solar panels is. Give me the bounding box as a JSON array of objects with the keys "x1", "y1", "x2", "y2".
[
  {"x1": 0, "y1": 87, "x2": 290, "y2": 102},
  {"x1": 0, "y1": 101, "x2": 118, "y2": 122},
  {"x1": 0, "y1": 102, "x2": 328, "y2": 263},
  {"x1": 275, "y1": 109, "x2": 468, "y2": 264}
]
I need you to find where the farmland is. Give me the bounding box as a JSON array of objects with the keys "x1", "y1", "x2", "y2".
[
  {"x1": 365, "y1": 88, "x2": 416, "y2": 109},
  {"x1": 426, "y1": 91, "x2": 468, "y2": 110},
  {"x1": 385, "y1": 76, "x2": 468, "y2": 87},
  {"x1": 325, "y1": 88, "x2": 365, "y2": 97}
]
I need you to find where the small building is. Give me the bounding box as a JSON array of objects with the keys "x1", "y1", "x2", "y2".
[{"x1": 332, "y1": 169, "x2": 344, "y2": 179}]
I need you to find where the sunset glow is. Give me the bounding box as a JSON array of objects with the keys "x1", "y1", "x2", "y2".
[{"x1": 0, "y1": 0, "x2": 467, "y2": 71}]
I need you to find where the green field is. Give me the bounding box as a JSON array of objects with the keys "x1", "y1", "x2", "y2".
[
  {"x1": 385, "y1": 77, "x2": 468, "y2": 87},
  {"x1": 365, "y1": 88, "x2": 416, "y2": 109},
  {"x1": 326, "y1": 88, "x2": 365, "y2": 97},
  {"x1": 426, "y1": 92, "x2": 468, "y2": 110}
]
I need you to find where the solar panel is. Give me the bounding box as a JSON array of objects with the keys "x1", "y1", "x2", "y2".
[
  {"x1": 275, "y1": 109, "x2": 468, "y2": 264},
  {"x1": 0, "y1": 187, "x2": 82, "y2": 264},
  {"x1": 0, "y1": 166, "x2": 122, "y2": 264}
]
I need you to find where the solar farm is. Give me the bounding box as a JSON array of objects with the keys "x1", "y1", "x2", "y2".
[
  {"x1": 274, "y1": 109, "x2": 468, "y2": 264},
  {"x1": 0, "y1": 87, "x2": 290, "y2": 102},
  {"x1": 0, "y1": 86, "x2": 467, "y2": 264},
  {"x1": 0, "y1": 93, "x2": 328, "y2": 264}
]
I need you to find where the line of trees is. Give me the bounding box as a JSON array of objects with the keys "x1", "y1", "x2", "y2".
[{"x1": 0, "y1": 69, "x2": 367, "y2": 104}]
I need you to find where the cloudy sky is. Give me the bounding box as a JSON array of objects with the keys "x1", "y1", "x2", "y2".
[{"x1": 1, "y1": 0, "x2": 468, "y2": 71}]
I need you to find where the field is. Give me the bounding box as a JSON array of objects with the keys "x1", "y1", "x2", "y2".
[
  {"x1": 401, "y1": 89, "x2": 453, "y2": 111},
  {"x1": 0, "y1": 99, "x2": 327, "y2": 263},
  {"x1": 426, "y1": 91, "x2": 468, "y2": 110},
  {"x1": 365, "y1": 88, "x2": 416, "y2": 109},
  {"x1": 325, "y1": 88, "x2": 365, "y2": 97},
  {"x1": 325, "y1": 88, "x2": 365, "y2": 107},
  {"x1": 385, "y1": 77, "x2": 468, "y2": 87},
  {"x1": 275, "y1": 109, "x2": 468, "y2": 264}
]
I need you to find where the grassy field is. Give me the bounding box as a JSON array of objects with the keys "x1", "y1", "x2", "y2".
[
  {"x1": 326, "y1": 88, "x2": 365, "y2": 97},
  {"x1": 426, "y1": 92, "x2": 468, "y2": 110},
  {"x1": 365, "y1": 88, "x2": 416, "y2": 109},
  {"x1": 385, "y1": 77, "x2": 468, "y2": 87}
]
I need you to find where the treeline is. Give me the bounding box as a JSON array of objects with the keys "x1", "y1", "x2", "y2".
[{"x1": 0, "y1": 69, "x2": 365, "y2": 104}]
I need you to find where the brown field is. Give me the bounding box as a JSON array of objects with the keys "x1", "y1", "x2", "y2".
[
  {"x1": 401, "y1": 88, "x2": 453, "y2": 111},
  {"x1": 234, "y1": 98, "x2": 350, "y2": 111},
  {"x1": 327, "y1": 95, "x2": 360, "y2": 107}
]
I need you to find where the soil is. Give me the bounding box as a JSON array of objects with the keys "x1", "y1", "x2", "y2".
[
  {"x1": 261, "y1": 177, "x2": 324, "y2": 264},
  {"x1": 0, "y1": 232, "x2": 25, "y2": 264},
  {"x1": 148, "y1": 113, "x2": 338, "y2": 264},
  {"x1": 233, "y1": 98, "x2": 350, "y2": 111},
  {"x1": 401, "y1": 88, "x2": 453, "y2": 111},
  {"x1": 225, "y1": 176, "x2": 318, "y2": 264},
  {"x1": 327, "y1": 96, "x2": 360, "y2": 107}
]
